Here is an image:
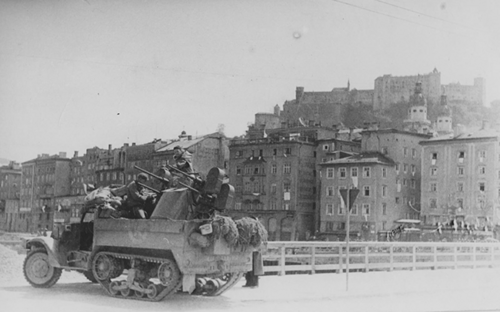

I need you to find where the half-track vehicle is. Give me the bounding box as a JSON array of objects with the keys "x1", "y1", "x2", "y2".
[{"x1": 22, "y1": 166, "x2": 267, "y2": 301}]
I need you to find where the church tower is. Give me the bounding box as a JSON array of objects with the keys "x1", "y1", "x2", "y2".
[
  {"x1": 403, "y1": 81, "x2": 431, "y2": 134},
  {"x1": 435, "y1": 93, "x2": 453, "y2": 136}
]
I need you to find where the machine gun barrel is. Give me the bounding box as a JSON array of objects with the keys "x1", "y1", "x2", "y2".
[
  {"x1": 165, "y1": 164, "x2": 201, "y2": 182},
  {"x1": 137, "y1": 182, "x2": 162, "y2": 196},
  {"x1": 134, "y1": 165, "x2": 170, "y2": 184}
]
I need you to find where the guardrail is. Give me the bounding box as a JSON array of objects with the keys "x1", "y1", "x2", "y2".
[{"x1": 263, "y1": 241, "x2": 500, "y2": 275}]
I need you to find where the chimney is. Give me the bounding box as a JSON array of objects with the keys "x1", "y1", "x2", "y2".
[
  {"x1": 73, "y1": 151, "x2": 79, "y2": 158},
  {"x1": 108, "y1": 144, "x2": 112, "y2": 151},
  {"x1": 188, "y1": 135, "x2": 192, "y2": 140},
  {"x1": 132, "y1": 142, "x2": 136, "y2": 146}
]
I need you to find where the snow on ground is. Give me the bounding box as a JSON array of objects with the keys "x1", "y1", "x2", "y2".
[{"x1": 2, "y1": 241, "x2": 500, "y2": 312}]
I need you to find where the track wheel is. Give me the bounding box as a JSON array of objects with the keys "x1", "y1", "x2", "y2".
[
  {"x1": 23, "y1": 249, "x2": 62, "y2": 288},
  {"x1": 146, "y1": 284, "x2": 158, "y2": 299},
  {"x1": 109, "y1": 281, "x2": 120, "y2": 296},
  {"x1": 120, "y1": 281, "x2": 131, "y2": 297},
  {"x1": 82, "y1": 270, "x2": 98, "y2": 283},
  {"x1": 93, "y1": 253, "x2": 115, "y2": 281},
  {"x1": 158, "y1": 259, "x2": 181, "y2": 287}
]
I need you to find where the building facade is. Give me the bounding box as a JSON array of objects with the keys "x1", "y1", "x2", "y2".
[
  {"x1": 0, "y1": 162, "x2": 21, "y2": 231},
  {"x1": 420, "y1": 127, "x2": 500, "y2": 231}
]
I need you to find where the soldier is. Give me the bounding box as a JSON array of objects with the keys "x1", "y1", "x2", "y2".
[
  {"x1": 119, "y1": 173, "x2": 156, "y2": 219},
  {"x1": 173, "y1": 146, "x2": 193, "y2": 173}
]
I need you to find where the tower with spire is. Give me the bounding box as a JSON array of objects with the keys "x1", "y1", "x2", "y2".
[
  {"x1": 403, "y1": 81, "x2": 431, "y2": 134},
  {"x1": 435, "y1": 93, "x2": 453, "y2": 136}
]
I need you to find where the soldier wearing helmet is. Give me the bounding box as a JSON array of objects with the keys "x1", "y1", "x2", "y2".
[{"x1": 119, "y1": 173, "x2": 156, "y2": 219}]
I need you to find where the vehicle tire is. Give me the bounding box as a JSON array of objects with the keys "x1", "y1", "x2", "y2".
[
  {"x1": 82, "y1": 270, "x2": 98, "y2": 283},
  {"x1": 23, "y1": 249, "x2": 62, "y2": 288}
]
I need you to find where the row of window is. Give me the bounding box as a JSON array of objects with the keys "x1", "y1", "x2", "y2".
[
  {"x1": 234, "y1": 201, "x2": 291, "y2": 211},
  {"x1": 430, "y1": 150, "x2": 491, "y2": 162},
  {"x1": 326, "y1": 165, "x2": 417, "y2": 179},
  {"x1": 429, "y1": 166, "x2": 493, "y2": 176},
  {"x1": 234, "y1": 148, "x2": 292, "y2": 158},
  {"x1": 325, "y1": 203, "x2": 375, "y2": 216},
  {"x1": 429, "y1": 181, "x2": 486, "y2": 193},
  {"x1": 236, "y1": 163, "x2": 291, "y2": 175}
]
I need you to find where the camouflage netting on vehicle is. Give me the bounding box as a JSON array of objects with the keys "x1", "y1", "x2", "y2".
[
  {"x1": 209, "y1": 215, "x2": 239, "y2": 247},
  {"x1": 235, "y1": 217, "x2": 268, "y2": 248}
]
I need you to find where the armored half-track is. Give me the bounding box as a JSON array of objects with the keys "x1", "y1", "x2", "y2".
[{"x1": 22, "y1": 167, "x2": 267, "y2": 301}]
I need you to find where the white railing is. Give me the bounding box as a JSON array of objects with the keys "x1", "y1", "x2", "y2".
[{"x1": 262, "y1": 241, "x2": 500, "y2": 275}]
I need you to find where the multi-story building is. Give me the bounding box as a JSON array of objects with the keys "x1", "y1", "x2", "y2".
[
  {"x1": 0, "y1": 162, "x2": 21, "y2": 231},
  {"x1": 153, "y1": 131, "x2": 229, "y2": 179},
  {"x1": 420, "y1": 123, "x2": 500, "y2": 231},
  {"x1": 228, "y1": 125, "x2": 339, "y2": 241},
  {"x1": 319, "y1": 128, "x2": 431, "y2": 240},
  {"x1": 20, "y1": 153, "x2": 71, "y2": 232},
  {"x1": 374, "y1": 68, "x2": 442, "y2": 110}
]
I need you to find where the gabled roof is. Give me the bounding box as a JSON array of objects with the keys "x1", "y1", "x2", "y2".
[
  {"x1": 156, "y1": 137, "x2": 205, "y2": 152},
  {"x1": 320, "y1": 151, "x2": 395, "y2": 166}
]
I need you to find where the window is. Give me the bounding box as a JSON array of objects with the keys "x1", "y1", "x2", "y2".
[
  {"x1": 273, "y1": 149, "x2": 277, "y2": 156},
  {"x1": 362, "y1": 204, "x2": 370, "y2": 215},
  {"x1": 382, "y1": 167, "x2": 387, "y2": 178},
  {"x1": 236, "y1": 166, "x2": 242, "y2": 175},
  {"x1": 363, "y1": 167, "x2": 371, "y2": 178},
  {"x1": 457, "y1": 198, "x2": 463, "y2": 208},
  {"x1": 283, "y1": 163, "x2": 291, "y2": 174},
  {"x1": 411, "y1": 179, "x2": 416, "y2": 188},
  {"x1": 253, "y1": 181, "x2": 260, "y2": 193},
  {"x1": 412, "y1": 148, "x2": 417, "y2": 158},
  {"x1": 430, "y1": 167, "x2": 437, "y2": 176},
  {"x1": 457, "y1": 182, "x2": 464, "y2": 192},
  {"x1": 351, "y1": 167, "x2": 358, "y2": 177},
  {"x1": 284, "y1": 148, "x2": 291, "y2": 155},
  {"x1": 244, "y1": 182, "x2": 251, "y2": 192},
  {"x1": 245, "y1": 166, "x2": 251, "y2": 175},
  {"x1": 403, "y1": 147, "x2": 408, "y2": 157},
  {"x1": 339, "y1": 168, "x2": 346, "y2": 179},
  {"x1": 235, "y1": 202, "x2": 242, "y2": 210},
  {"x1": 430, "y1": 183, "x2": 437, "y2": 192},
  {"x1": 363, "y1": 186, "x2": 370, "y2": 197},
  {"x1": 253, "y1": 167, "x2": 259, "y2": 175},
  {"x1": 269, "y1": 202, "x2": 276, "y2": 210},
  {"x1": 338, "y1": 204, "x2": 345, "y2": 215},
  {"x1": 403, "y1": 179, "x2": 408, "y2": 186},
  {"x1": 327, "y1": 168, "x2": 334, "y2": 179},
  {"x1": 479, "y1": 151, "x2": 486, "y2": 161},
  {"x1": 382, "y1": 203, "x2": 387, "y2": 215},
  {"x1": 326, "y1": 186, "x2": 334, "y2": 196},
  {"x1": 323, "y1": 144, "x2": 329, "y2": 151},
  {"x1": 458, "y1": 151, "x2": 465, "y2": 163},
  {"x1": 381, "y1": 147, "x2": 388, "y2": 154},
  {"x1": 283, "y1": 202, "x2": 290, "y2": 210},
  {"x1": 411, "y1": 164, "x2": 416, "y2": 174},
  {"x1": 382, "y1": 185, "x2": 387, "y2": 197},
  {"x1": 283, "y1": 182, "x2": 291, "y2": 192},
  {"x1": 403, "y1": 164, "x2": 408, "y2": 173},
  {"x1": 325, "y1": 221, "x2": 334, "y2": 232},
  {"x1": 395, "y1": 163, "x2": 400, "y2": 173},
  {"x1": 458, "y1": 167, "x2": 464, "y2": 176},
  {"x1": 479, "y1": 166, "x2": 486, "y2": 175},
  {"x1": 429, "y1": 198, "x2": 437, "y2": 208},
  {"x1": 431, "y1": 152, "x2": 438, "y2": 165},
  {"x1": 479, "y1": 182, "x2": 486, "y2": 192},
  {"x1": 395, "y1": 197, "x2": 400, "y2": 204},
  {"x1": 271, "y1": 164, "x2": 277, "y2": 174},
  {"x1": 326, "y1": 204, "x2": 334, "y2": 215},
  {"x1": 351, "y1": 204, "x2": 358, "y2": 215},
  {"x1": 235, "y1": 150, "x2": 243, "y2": 158}
]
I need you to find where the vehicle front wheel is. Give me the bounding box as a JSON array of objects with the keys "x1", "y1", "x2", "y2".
[{"x1": 23, "y1": 249, "x2": 62, "y2": 288}]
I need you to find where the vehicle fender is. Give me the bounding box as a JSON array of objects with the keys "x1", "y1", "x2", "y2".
[{"x1": 23, "y1": 237, "x2": 62, "y2": 268}]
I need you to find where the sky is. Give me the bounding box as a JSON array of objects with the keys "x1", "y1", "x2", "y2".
[{"x1": 1, "y1": 0, "x2": 500, "y2": 163}]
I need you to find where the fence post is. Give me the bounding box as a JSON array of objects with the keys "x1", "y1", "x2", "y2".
[
  {"x1": 338, "y1": 245, "x2": 343, "y2": 274},
  {"x1": 433, "y1": 246, "x2": 437, "y2": 270},
  {"x1": 280, "y1": 245, "x2": 286, "y2": 276},
  {"x1": 472, "y1": 246, "x2": 476, "y2": 269},
  {"x1": 389, "y1": 244, "x2": 394, "y2": 272},
  {"x1": 453, "y1": 245, "x2": 458, "y2": 269},
  {"x1": 412, "y1": 245, "x2": 416, "y2": 271},
  {"x1": 311, "y1": 245, "x2": 316, "y2": 274},
  {"x1": 364, "y1": 245, "x2": 369, "y2": 273}
]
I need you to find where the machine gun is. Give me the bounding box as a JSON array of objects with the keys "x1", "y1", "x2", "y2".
[
  {"x1": 136, "y1": 182, "x2": 162, "y2": 196},
  {"x1": 165, "y1": 164, "x2": 205, "y2": 190},
  {"x1": 134, "y1": 165, "x2": 171, "y2": 188}
]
